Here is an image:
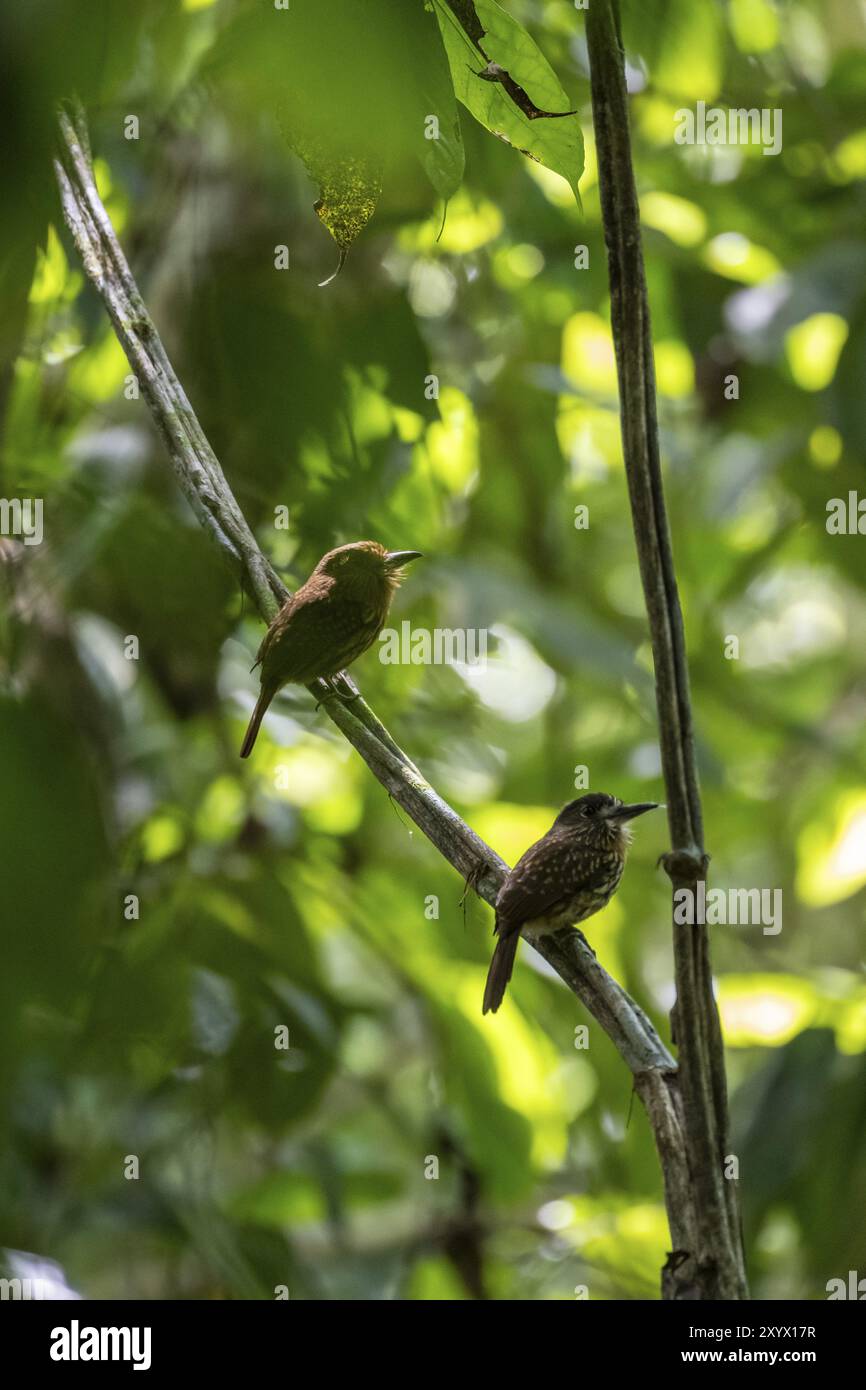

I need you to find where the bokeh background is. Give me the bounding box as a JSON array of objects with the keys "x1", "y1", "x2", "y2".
[{"x1": 2, "y1": 0, "x2": 865, "y2": 1299}]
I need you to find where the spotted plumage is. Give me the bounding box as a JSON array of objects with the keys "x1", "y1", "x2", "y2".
[{"x1": 482, "y1": 792, "x2": 660, "y2": 1014}]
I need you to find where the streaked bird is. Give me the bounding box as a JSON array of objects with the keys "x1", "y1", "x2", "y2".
[{"x1": 483, "y1": 792, "x2": 660, "y2": 1014}]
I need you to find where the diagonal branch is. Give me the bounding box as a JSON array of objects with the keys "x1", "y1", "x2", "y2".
[
  {"x1": 54, "y1": 99, "x2": 694, "y2": 1266},
  {"x1": 586, "y1": 0, "x2": 748, "y2": 1298}
]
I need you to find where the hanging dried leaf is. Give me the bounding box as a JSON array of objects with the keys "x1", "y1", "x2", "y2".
[{"x1": 276, "y1": 103, "x2": 382, "y2": 284}]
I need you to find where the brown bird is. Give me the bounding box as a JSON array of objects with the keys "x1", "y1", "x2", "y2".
[
  {"x1": 239, "y1": 540, "x2": 422, "y2": 758},
  {"x1": 483, "y1": 792, "x2": 660, "y2": 1014}
]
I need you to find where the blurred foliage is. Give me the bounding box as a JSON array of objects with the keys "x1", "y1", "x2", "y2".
[{"x1": 1, "y1": 0, "x2": 866, "y2": 1300}]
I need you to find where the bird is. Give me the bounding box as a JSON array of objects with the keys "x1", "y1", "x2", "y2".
[
  {"x1": 239, "y1": 540, "x2": 422, "y2": 758},
  {"x1": 482, "y1": 792, "x2": 660, "y2": 1014}
]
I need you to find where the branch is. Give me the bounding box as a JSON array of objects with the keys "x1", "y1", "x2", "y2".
[
  {"x1": 54, "y1": 99, "x2": 693, "y2": 1268},
  {"x1": 586, "y1": 0, "x2": 748, "y2": 1298}
]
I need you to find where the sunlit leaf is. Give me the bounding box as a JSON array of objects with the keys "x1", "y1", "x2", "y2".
[{"x1": 433, "y1": 0, "x2": 584, "y2": 203}]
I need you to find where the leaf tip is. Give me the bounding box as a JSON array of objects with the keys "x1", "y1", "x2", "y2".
[{"x1": 318, "y1": 247, "x2": 348, "y2": 288}]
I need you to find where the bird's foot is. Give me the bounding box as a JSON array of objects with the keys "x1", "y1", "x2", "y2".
[
  {"x1": 332, "y1": 670, "x2": 361, "y2": 702},
  {"x1": 313, "y1": 676, "x2": 334, "y2": 711}
]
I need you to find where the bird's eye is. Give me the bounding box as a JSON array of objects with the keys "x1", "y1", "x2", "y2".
[{"x1": 582, "y1": 805, "x2": 595, "y2": 818}]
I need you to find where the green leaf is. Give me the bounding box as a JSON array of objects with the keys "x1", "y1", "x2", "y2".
[
  {"x1": 414, "y1": 33, "x2": 466, "y2": 202},
  {"x1": 432, "y1": 0, "x2": 583, "y2": 204}
]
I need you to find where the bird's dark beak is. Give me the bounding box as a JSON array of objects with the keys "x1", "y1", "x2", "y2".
[
  {"x1": 607, "y1": 801, "x2": 661, "y2": 822},
  {"x1": 385, "y1": 550, "x2": 423, "y2": 568}
]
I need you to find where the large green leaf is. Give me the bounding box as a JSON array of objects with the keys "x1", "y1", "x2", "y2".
[{"x1": 432, "y1": 0, "x2": 584, "y2": 203}]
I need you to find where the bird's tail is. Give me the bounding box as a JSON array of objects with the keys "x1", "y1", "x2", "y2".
[
  {"x1": 240, "y1": 687, "x2": 273, "y2": 759},
  {"x1": 482, "y1": 923, "x2": 520, "y2": 1015}
]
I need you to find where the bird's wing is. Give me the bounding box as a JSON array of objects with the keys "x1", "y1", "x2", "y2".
[
  {"x1": 495, "y1": 834, "x2": 616, "y2": 930},
  {"x1": 254, "y1": 592, "x2": 301, "y2": 669},
  {"x1": 494, "y1": 835, "x2": 569, "y2": 929},
  {"x1": 259, "y1": 589, "x2": 373, "y2": 685}
]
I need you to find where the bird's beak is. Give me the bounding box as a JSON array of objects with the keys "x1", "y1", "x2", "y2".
[
  {"x1": 606, "y1": 801, "x2": 661, "y2": 822},
  {"x1": 384, "y1": 550, "x2": 423, "y2": 569}
]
